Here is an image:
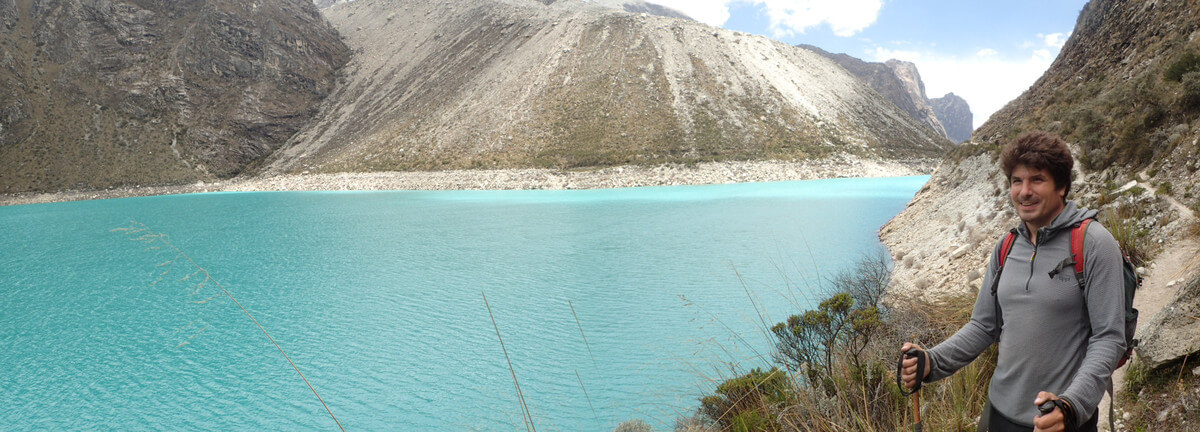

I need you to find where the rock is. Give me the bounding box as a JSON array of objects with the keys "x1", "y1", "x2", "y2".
[
  {"x1": 930, "y1": 93, "x2": 973, "y2": 143},
  {"x1": 1135, "y1": 274, "x2": 1200, "y2": 369},
  {"x1": 0, "y1": 0, "x2": 349, "y2": 194},
  {"x1": 1193, "y1": 365, "x2": 1200, "y2": 376}
]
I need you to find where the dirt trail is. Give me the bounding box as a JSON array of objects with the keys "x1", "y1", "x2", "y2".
[
  {"x1": 1137, "y1": 175, "x2": 1196, "y2": 220},
  {"x1": 1100, "y1": 187, "x2": 1200, "y2": 431}
]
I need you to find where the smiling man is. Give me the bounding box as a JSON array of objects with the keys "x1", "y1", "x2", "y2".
[{"x1": 899, "y1": 132, "x2": 1127, "y2": 432}]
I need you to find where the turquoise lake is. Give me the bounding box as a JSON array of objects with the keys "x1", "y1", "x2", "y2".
[{"x1": 0, "y1": 176, "x2": 927, "y2": 431}]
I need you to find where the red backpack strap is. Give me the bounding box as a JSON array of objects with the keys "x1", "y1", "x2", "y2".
[
  {"x1": 1070, "y1": 219, "x2": 1092, "y2": 290},
  {"x1": 992, "y1": 230, "x2": 1018, "y2": 296},
  {"x1": 999, "y1": 231, "x2": 1018, "y2": 267}
]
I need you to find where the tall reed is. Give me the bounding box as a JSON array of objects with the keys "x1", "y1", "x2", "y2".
[{"x1": 115, "y1": 221, "x2": 345, "y2": 431}]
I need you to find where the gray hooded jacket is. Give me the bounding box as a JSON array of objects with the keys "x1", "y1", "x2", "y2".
[{"x1": 924, "y1": 201, "x2": 1126, "y2": 427}]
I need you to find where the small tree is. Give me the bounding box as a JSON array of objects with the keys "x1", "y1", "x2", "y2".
[{"x1": 771, "y1": 293, "x2": 854, "y2": 385}]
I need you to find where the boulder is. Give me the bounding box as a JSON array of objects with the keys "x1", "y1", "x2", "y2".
[{"x1": 1135, "y1": 274, "x2": 1200, "y2": 369}]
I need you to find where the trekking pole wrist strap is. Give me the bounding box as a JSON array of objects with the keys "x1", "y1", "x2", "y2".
[
  {"x1": 896, "y1": 348, "x2": 926, "y2": 396},
  {"x1": 1056, "y1": 396, "x2": 1079, "y2": 431}
]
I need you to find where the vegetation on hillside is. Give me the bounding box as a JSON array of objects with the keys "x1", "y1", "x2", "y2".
[{"x1": 685, "y1": 254, "x2": 996, "y2": 432}]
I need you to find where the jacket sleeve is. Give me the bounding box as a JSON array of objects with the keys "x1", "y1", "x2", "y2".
[
  {"x1": 1060, "y1": 223, "x2": 1127, "y2": 425},
  {"x1": 924, "y1": 239, "x2": 1004, "y2": 382}
]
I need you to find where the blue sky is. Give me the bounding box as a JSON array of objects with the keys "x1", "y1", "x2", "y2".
[{"x1": 649, "y1": 0, "x2": 1091, "y2": 129}]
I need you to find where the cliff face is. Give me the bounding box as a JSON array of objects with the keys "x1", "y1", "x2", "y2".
[
  {"x1": 263, "y1": 0, "x2": 951, "y2": 175},
  {"x1": 0, "y1": 0, "x2": 349, "y2": 193},
  {"x1": 885, "y1": 59, "x2": 949, "y2": 139},
  {"x1": 930, "y1": 93, "x2": 972, "y2": 143},
  {"x1": 803, "y1": 45, "x2": 970, "y2": 142}
]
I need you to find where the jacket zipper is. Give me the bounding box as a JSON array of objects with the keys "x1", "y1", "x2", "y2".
[{"x1": 1025, "y1": 228, "x2": 1042, "y2": 291}]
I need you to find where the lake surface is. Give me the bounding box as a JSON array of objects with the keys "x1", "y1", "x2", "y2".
[{"x1": 0, "y1": 176, "x2": 927, "y2": 431}]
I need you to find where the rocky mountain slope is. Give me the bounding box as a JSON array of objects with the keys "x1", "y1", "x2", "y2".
[
  {"x1": 801, "y1": 44, "x2": 973, "y2": 143},
  {"x1": 0, "y1": 0, "x2": 349, "y2": 194},
  {"x1": 930, "y1": 92, "x2": 972, "y2": 143},
  {"x1": 882, "y1": 0, "x2": 1200, "y2": 392},
  {"x1": 885, "y1": 59, "x2": 949, "y2": 138},
  {"x1": 262, "y1": 0, "x2": 951, "y2": 174}
]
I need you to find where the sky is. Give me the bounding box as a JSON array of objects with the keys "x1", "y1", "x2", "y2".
[{"x1": 647, "y1": 0, "x2": 1091, "y2": 129}]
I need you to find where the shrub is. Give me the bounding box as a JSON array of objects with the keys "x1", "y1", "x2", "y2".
[
  {"x1": 1156, "y1": 181, "x2": 1173, "y2": 196},
  {"x1": 613, "y1": 419, "x2": 655, "y2": 432},
  {"x1": 1165, "y1": 51, "x2": 1200, "y2": 82},
  {"x1": 699, "y1": 368, "x2": 791, "y2": 431},
  {"x1": 1104, "y1": 206, "x2": 1152, "y2": 267},
  {"x1": 1181, "y1": 71, "x2": 1200, "y2": 111}
]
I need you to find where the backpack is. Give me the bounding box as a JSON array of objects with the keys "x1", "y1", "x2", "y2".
[{"x1": 991, "y1": 218, "x2": 1142, "y2": 368}]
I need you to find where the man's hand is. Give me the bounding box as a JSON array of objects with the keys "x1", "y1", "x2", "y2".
[
  {"x1": 1033, "y1": 391, "x2": 1065, "y2": 432},
  {"x1": 899, "y1": 342, "x2": 930, "y2": 389}
]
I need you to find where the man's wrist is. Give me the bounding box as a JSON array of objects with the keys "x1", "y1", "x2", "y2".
[{"x1": 1056, "y1": 395, "x2": 1078, "y2": 430}]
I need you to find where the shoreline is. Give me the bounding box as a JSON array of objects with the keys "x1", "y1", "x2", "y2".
[{"x1": 1, "y1": 156, "x2": 937, "y2": 206}]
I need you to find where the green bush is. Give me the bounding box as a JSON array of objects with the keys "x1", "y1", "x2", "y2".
[
  {"x1": 1104, "y1": 206, "x2": 1151, "y2": 267},
  {"x1": 1181, "y1": 71, "x2": 1200, "y2": 111},
  {"x1": 612, "y1": 419, "x2": 655, "y2": 432},
  {"x1": 1165, "y1": 51, "x2": 1200, "y2": 82},
  {"x1": 699, "y1": 368, "x2": 791, "y2": 431},
  {"x1": 1156, "y1": 181, "x2": 1173, "y2": 196}
]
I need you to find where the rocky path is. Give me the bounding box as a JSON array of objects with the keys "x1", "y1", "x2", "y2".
[{"x1": 1101, "y1": 190, "x2": 1200, "y2": 431}]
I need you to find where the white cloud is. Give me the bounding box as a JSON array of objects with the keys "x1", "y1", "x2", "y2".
[
  {"x1": 754, "y1": 0, "x2": 884, "y2": 37},
  {"x1": 871, "y1": 46, "x2": 922, "y2": 61},
  {"x1": 1038, "y1": 32, "x2": 1067, "y2": 48},
  {"x1": 976, "y1": 48, "x2": 998, "y2": 57},
  {"x1": 647, "y1": 0, "x2": 882, "y2": 37},
  {"x1": 867, "y1": 47, "x2": 1059, "y2": 129}
]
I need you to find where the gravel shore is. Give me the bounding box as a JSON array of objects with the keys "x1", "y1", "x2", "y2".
[{"x1": 1, "y1": 156, "x2": 937, "y2": 206}]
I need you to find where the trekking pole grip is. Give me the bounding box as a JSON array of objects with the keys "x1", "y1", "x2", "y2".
[{"x1": 896, "y1": 348, "x2": 926, "y2": 396}]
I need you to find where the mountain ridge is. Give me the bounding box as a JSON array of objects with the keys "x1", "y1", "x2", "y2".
[
  {"x1": 800, "y1": 44, "x2": 973, "y2": 143},
  {"x1": 263, "y1": 0, "x2": 951, "y2": 175}
]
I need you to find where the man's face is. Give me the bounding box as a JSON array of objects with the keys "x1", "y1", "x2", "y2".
[{"x1": 1010, "y1": 164, "x2": 1066, "y2": 231}]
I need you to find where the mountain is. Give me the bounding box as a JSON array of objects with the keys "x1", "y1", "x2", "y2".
[
  {"x1": 974, "y1": 0, "x2": 1200, "y2": 172},
  {"x1": 315, "y1": 0, "x2": 692, "y2": 20},
  {"x1": 802, "y1": 44, "x2": 972, "y2": 143},
  {"x1": 930, "y1": 92, "x2": 972, "y2": 143},
  {"x1": 263, "y1": 0, "x2": 950, "y2": 174},
  {"x1": 0, "y1": 0, "x2": 349, "y2": 194}
]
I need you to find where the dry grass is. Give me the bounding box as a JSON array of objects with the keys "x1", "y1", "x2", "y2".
[{"x1": 1121, "y1": 356, "x2": 1200, "y2": 431}]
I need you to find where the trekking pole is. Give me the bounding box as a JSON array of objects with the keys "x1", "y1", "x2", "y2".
[
  {"x1": 897, "y1": 349, "x2": 926, "y2": 432},
  {"x1": 912, "y1": 385, "x2": 922, "y2": 432}
]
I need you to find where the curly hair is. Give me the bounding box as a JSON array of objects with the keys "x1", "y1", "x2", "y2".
[{"x1": 1000, "y1": 131, "x2": 1074, "y2": 200}]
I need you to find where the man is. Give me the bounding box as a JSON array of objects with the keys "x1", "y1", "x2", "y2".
[{"x1": 899, "y1": 132, "x2": 1126, "y2": 432}]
